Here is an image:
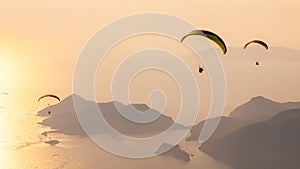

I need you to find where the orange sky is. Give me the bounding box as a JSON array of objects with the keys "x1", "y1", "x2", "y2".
[{"x1": 0, "y1": 0, "x2": 300, "y2": 120}]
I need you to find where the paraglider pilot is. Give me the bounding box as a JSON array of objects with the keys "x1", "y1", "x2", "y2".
[{"x1": 199, "y1": 66, "x2": 204, "y2": 73}]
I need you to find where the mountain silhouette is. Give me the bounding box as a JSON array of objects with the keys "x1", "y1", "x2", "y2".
[
  {"x1": 37, "y1": 94, "x2": 187, "y2": 138},
  {"x1": 201, "y1": 108, "x2": 300, "y2": 169},
  {"x1": 229, "y1": 96, "x2": 300, "y2": 125},
  {"x1": 186, "y1": 116, "x2": 241, "y2": 142}
]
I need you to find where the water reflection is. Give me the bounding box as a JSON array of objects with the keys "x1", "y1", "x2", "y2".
[{"x1": 0, "y1": 109, "x2": 231, "y2": 169}]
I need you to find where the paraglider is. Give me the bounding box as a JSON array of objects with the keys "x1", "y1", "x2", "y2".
[
  {"x1": 181, "y1": 30, "x2": 227, "y2": 74},
  {"x1": 1, "y1": 92, "x2": 8, "y2": 96},
  {"x1": 181, "y1": 30, "x2": 227, "y2": 54},
  {"x1": 244, "y1": 40, "x2": 268, "y2": 66},
  {"x1": 38, "y1": 94, "x2": 60, "y2": 114}
]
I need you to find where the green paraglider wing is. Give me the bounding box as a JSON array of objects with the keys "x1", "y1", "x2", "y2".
[
  {"x1": 181, "y1": 30, "x2": 227, "y2": 54},
  {"x1": 38, "y1": 94, "x2": 60, "y2": 102},
  {"x1": 244, "y1": 40, "x2": 268, "y2": 50},
  {"x1": 1, "y1": 92, "x2": 8, "y2": 95}
]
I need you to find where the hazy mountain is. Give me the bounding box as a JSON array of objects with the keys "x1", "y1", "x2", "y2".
[
  {"x1": 186, "y1": 116, "x2": 242, "y2": 142},
  {"x1": 187, "y1": 96, "x2": 293, "y2": 143},
  {"x1": 37, "y1": 94, "x2": 300, "y2": 167},
  {"x1": 200, "y1": 109, "x2": 300, "y2": 169},
  {"x1": 36, "y1": 94, "x2": 197, "y2": 163},
  {"x1": 37, "y1": 94, "x2": 186, "y2": 138},
  {"x1": 229, "y1": 96, "x2": 300, "y2": 125}
]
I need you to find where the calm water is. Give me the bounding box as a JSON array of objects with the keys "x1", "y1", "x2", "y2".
[{"x1": 0, "y1": 110, "x2": 231, "y2": 169}]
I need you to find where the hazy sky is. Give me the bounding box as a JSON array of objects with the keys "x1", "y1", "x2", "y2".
[{"x1": 0, "y1": 0, "x2": 300, "y2": 119}]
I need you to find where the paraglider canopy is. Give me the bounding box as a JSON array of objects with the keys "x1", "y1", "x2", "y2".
[
  {"x1": 38, "y1": 94, "x2": 60, "y2": 102},
  {"x1": 181, "y1": 30, "x2": 227, "y2": 54},
  {"x1": 244, "y1": 40, "x2": 268, "y2": 50}
]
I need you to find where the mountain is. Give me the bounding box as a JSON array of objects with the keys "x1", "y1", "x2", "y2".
[
  {"x1": 38, "y1": 94, "x2": 86, "y2": 136},
  {"x1": 37, "y1": 94, "x2": 198, "y2": 163},
  {"x1": 186, "y1": 116, "x2": 241, "y2": 143},
  {"x1": 229, "y1": 96, "x2": 300, "y2": 125},
  {"x1": 200, "y1": 109, "x2": 300, "y2": 169},
  {"x1": 186, "y1": 96, "x2": 300, "y2": 144},
  {"x1": 37, "y1": 94, "x2": 187, "y2": 138}
]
